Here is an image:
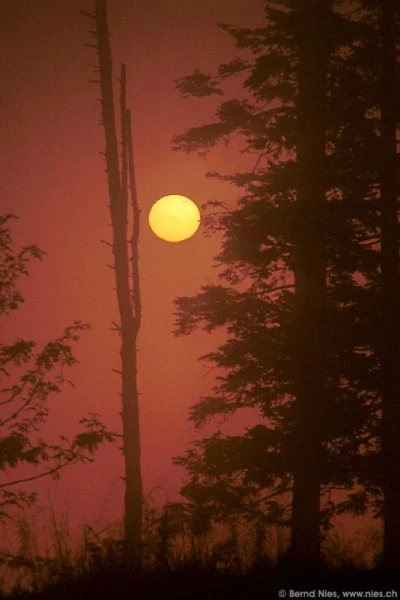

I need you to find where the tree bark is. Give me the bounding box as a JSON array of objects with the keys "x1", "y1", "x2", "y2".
[
  {"x1": 290, "y1": 0, "x2": 330, "y2": 566},
  {"x1": 380, "y1": 0, "x2": 400, "y2": 569}
]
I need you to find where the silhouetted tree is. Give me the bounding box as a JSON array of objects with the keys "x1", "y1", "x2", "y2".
[
  {"x1": 374, "y1": 0, "x2": 399, "y2": 568},
  {"x1": 332, "y1": 0, "x2": 400, "y2": 567},
  {"x1": 289, "y1": 0, "x2": 332, "y2": 564},
  {"x1": 172, "y1": 0, "x2": 383, "y2": 567},
  {"x1": 0, "y1": 214, "x2": 116, "y2": 525},
  {"x1": 84, "y1": 0, "x2": 143, "y2": 566}
]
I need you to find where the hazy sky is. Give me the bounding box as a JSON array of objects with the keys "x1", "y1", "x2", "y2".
[{"x1": 0, "y1": 0, "x2": 264, "y2": 533}]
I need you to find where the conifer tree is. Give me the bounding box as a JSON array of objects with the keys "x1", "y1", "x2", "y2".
[
  {"x1": 172, "y1": 0, "x2": 382, "y2": 565},
  {"x1": 374, "y1": 0, "x2": 399, "y2": 567}
]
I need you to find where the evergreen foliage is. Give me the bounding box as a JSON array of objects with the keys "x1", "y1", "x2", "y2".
[{"x1": 171, "y1": 0, "x2": 398, "y2": 559}]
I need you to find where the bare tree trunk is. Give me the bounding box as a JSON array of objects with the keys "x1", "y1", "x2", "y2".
[
  {"x1": 290, "y1": 0, "x2": 330, "y2": 566},
  {"x1": 380, "y1": 0, "x2": 400, "y2": 569},
  {"x1": 94, "y1": 0, "x2": 143, "y2": 566}
]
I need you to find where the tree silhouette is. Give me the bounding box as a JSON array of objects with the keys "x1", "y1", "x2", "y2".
[
  {"x1": 331, "y1": 0, "x2": 400, "y2": 567},
  {"x1": 0, "y1": 213, "x2": 116, "y2": 525},
  {"x1": 373, "y1": 0, "x2": 399, "y2": 568},
  {"x1": 289, "y1": 0, "x2": 332, "y2": 564},
  {"x1": 172, "y1": 0, "x2": 385, "y2": 567},
  {"x1": 84, "y1": 0, "x2": 143, "y2": 566}
]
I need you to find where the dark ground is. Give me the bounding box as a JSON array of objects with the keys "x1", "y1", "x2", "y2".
[{"x1": 4, "y1": 561, "x2": 400, "y2": 600}]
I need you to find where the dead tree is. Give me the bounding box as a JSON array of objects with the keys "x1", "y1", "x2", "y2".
[{"x1": 85, "y1": 0, "x2": 143, "y2": 566}]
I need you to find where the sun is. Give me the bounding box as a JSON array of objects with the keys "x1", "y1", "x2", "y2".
[{"x1": 148, "y1": 195, "x2": 201, "y2": 242}]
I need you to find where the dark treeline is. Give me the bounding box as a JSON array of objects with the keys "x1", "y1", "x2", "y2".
[{"x1": 172, "y1": 0, "x2": 399, "y2": 573}]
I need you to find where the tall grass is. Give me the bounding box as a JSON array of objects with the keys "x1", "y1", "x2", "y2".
[{"x1": 0, "y1": 500, "x2": 383, "y2": 598}]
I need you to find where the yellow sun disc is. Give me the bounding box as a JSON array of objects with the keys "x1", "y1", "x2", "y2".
[{"x1": 148, "y1": 194, "x2": 201, "y2": 242}]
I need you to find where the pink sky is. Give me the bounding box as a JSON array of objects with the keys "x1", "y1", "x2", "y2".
[
  {"x1": 0, "y1": 1, "x2": 375, "y2": 550},
  {"x1": 0, "y1": 0, "x2": 264, "y2": 533}
]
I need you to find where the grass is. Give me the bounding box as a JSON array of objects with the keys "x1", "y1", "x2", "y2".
[{"x1": 0, "y1": 503, "x2": 394, "y2": 600}]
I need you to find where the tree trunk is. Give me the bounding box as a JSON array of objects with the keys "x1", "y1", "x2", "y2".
[
  {"x1": 95, "y1": 0, "x2": 143, "y2": 566},
  {"x1": 290, "y1": 0, "x2": 330, "y2": 566},
  {"x1": 380, "y1": 0, "x2": 400, "y2": 569}
]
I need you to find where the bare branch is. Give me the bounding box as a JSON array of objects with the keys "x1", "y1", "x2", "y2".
[
  {"x1": 0, "y1": 453, "x2": 80, "y2": 489},
  {"x1": 127, "y1": 109, "x2": 142, "y2": 332},
  {"x1": 81, "y1": 10, "x2": 96, "y2": 20}
]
